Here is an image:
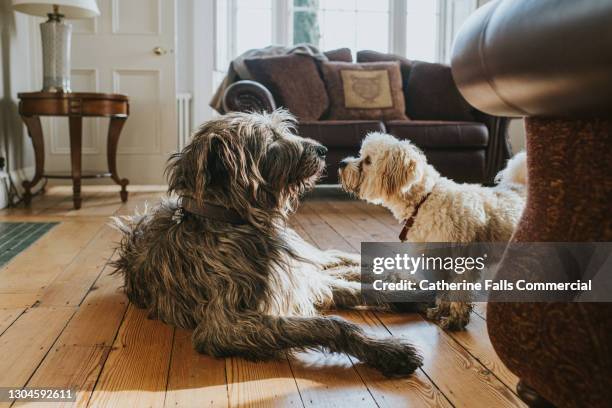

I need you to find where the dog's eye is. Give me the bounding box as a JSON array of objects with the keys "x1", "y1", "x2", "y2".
[{"x1": 364, "y1": 156, "x2": 371, "y2": 165}]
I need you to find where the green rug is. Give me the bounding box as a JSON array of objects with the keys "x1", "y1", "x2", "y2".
[{"x1": 0, "y1": 222, "x2": 58, "y2": 267}]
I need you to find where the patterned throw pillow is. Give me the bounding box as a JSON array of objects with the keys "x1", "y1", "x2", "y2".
[
  {"x1": 321, "y1": 61, "x2": 408, "y2": 121},
  {"x1": 245, "y1": 54, "x2": 329, "y2": 121},
  {"x1": 341, "y1": 69, "x2": 393, "y2": 108}
]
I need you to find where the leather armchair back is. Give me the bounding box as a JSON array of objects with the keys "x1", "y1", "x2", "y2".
[{"x1": 451, "y1": 0, "x2": 612, "y2": 118}]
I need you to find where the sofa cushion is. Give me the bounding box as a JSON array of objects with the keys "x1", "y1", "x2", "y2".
[
  {"x1": 244, "y1": 54, "x2": 329, "y2": 121},
  {"x1": 298, "y1": 120, "x2": 385, "y2": 148},
  {"x1": 320, "y1": 61, "x2": 408, "y2": 121},
  {"x1": 324, "y1": 48, "x2": 353, "y2": 62},
  {"x1": 405, "y1": 61, "x2": 476, "y2": 121},
  {"x1": 385, "y1": 121, "x2": 488, "y2": 148},
  {"x1": 426, "y1": 149, "x2": 486, "y2": 184}
]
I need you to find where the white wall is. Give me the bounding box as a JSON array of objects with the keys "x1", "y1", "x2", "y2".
[
  {"x1": 0, "y1": 2, "x2": 36, "y2": 207},
  {"x1": 176, "y1": 0, "x2": 214, "y2": 125},
  {"x1": 176, "y1": 0, "x2": 194, "y2": 93}
]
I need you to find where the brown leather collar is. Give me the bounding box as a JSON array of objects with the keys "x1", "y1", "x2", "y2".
[
  {"x1": 399, "y1": 192, "x2": 432, "y2": 242},
  {"x1": 181, "y1": 198, "x2": 246, "y2": 224}
]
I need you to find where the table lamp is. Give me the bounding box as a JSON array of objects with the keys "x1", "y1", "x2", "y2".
[{"x1": 12, "y1": 0, "x2": 100, "y2": 93}]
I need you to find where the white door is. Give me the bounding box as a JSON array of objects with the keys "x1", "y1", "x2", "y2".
[{"x1": 42, "y1": 0, "x2": 177, "y2": 184}]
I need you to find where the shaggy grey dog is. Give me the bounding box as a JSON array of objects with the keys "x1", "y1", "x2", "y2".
[{"x1": 112, "y1": 110, "x2": 422, "y2": 377}]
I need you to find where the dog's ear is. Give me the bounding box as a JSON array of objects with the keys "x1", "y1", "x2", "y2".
[
  {"x1": 206, "y1": 135, "x2": 231, "y2": 185},
  {"x1": 166, "y1": 131, "x2": 231, "y2": 200},
  {"x1": 380, "y1": 144, "x2": 415, "y2": 196}
]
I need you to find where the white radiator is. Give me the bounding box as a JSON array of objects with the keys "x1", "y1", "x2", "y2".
[{"x1": 176, "y1": 93, "x2": 193, "y2": 150}]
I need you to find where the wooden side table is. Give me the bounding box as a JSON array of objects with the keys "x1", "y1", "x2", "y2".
[{"x1": 18, "y1": 92, "x2": 130, "y2": 209}]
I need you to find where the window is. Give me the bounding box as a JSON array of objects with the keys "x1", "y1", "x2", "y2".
[
  {"x1": 214, "y1": 0, "x2": 473, "y2": 73},
  {"x1": 214, "y1": 0, "x2": 273, "y2": 72},
  {"x1": 293, "y1": 0, "x2": 390, "y2": 55},
  {"x1": 405, "y1": 0, "x2": 440, "y2": 61},
  {"x1": 235, "y1": 0, "x2": 273, "y2": 57}
]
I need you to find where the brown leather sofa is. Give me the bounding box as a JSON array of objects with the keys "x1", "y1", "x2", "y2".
[
  {"x1": 452, "y1": 0, "x2": 612, "y2": 407},
  {"x1": 222, "y1": 51, "x2": 512, "y2": 185}
]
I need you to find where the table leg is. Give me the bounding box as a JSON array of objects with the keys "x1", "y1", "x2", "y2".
[
  {"x1": 69, "y1": 116, "x2": 83, "y2": 209},
  {"x1": 107, "y1": 116, "x2": 129, "y2": 202},
  {"x1": 21, "y1": 116, "x2": 45, "y2": 206}
]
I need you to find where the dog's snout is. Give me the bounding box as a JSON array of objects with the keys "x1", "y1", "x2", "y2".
[
  {"x1": 315, "y1": 145, "x2": 328, "y2": 157},
  {"x1": 339, "y1": 160, "x2": 348, "y2": 169}
]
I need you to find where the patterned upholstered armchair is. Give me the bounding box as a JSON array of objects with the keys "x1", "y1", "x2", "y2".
[{"x1": 452, "y1": 1, "x2": 612, "y2": 407}]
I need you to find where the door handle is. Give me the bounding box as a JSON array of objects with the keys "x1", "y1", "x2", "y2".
[{"x1": 153, "y1": 46, "x2": 167, "y2": 56}]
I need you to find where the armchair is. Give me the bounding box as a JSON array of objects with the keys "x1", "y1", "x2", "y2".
[{"x1": 452, "y1": 0, "x2": 612, "y2": 406}]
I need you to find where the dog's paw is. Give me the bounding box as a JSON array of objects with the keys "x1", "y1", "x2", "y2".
[
  {"x1": 438, "y1": 314, "x2": 470, "y2": 331},
  {"x1": 427, "y1": 301, "x2": 472, "y2": 331},
  {"x1": 362, "y1": 339, "x2": 423, "y2": 377},
  {"x1": 425, "y1": 302, "x2": 449, "y2": 321}
]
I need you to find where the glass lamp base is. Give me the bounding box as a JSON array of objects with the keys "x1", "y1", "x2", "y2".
[
  {"x1": 42, "y1": 82, "x2": 72, "y2": 93},
  {"x1": 40, "y1": 17, "x2": 72, "y2": 93}
]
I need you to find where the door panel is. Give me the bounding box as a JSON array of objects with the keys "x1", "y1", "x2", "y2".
[
  {"x1": 44, "y1": 0, "x2": 176, "y2": 184},
  {"x1": 112, "y1": 69, "x2": 162, "y2": 155},
  {"x1": 112, "y1": 0, "x2": 161, "y2": 35}
]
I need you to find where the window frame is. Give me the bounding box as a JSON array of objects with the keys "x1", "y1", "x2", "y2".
[{"x1": 213, "y1": 0, "x2": 475, "y2": 72}]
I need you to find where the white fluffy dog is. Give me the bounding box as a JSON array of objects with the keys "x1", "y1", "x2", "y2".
[{"x1": 339, "y1": 132, "x2": 527, "y2": 329}]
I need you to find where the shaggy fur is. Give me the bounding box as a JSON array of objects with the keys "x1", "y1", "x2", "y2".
[
  {"x1": 112, "y1": 111, "x2": 422, "y2": 377},
  {"x1": 339, "y1": 132, "x2": 527, "y2": 329}
]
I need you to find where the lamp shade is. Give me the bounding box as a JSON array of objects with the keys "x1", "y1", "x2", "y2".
[{"x1": 12, "y1": 0, "x2": 100, "y2": 19}]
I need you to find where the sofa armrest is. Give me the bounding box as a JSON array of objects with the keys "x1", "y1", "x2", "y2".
[{"x1": 222, "y1": 80, "x2": 277, "y2": 113}]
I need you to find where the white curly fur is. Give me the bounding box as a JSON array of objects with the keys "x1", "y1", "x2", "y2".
[{"x1": 339, "y1": 132, "x2": 527, "y2": 243}]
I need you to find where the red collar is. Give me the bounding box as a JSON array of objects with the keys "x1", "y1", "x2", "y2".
[{"x1": 399, "y1": 192, "x2": 432, "y2": 242}]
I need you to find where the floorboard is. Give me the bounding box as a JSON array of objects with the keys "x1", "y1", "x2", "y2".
[
  {"x1": 87, "y1": 305, "x2": 174, "y2": 408},
  {"x1": 293, "y1": 204, "x2": 354, "y2": 252},
  {"x1": 0, "y1": 308, "x2": 24, "y2": 336},
  {"x1": 375, "y1": 312, "x2": 525, "y2": 408},
  {"x1": 36, "y1": 226, "x2": 119, "y2": 307},
  {"x1": 0, "y1": 306, "x2": 76, "y2": 407},
  {"x1": 0, "y1": 186, "x2": 522, "y2": 408},
  {"x1": 16, "y1": 269, "x2": 128, "y2": 408},
  {"x1": 226, "y1": 357, "x2": 303, "y2": 408},
  {"x1": 0, "y1": 221, "x2": 103, "y2": 308},
  {"x1": 340, "y1": 311, "x2": 453, "y2": 408},
  {"x1": 445, "y1": 314, "x2": 519, "y2": 390},
  {"x1": 165, "y1": 329, "x2": 229, "y2": 408},
  {"x1": 289, "y1": 350, "x2": 375, "y2": 408}
]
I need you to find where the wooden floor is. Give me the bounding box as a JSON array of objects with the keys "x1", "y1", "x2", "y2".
[{"x1": 0, "y1": 186, "x2": 524, "y2": 408}]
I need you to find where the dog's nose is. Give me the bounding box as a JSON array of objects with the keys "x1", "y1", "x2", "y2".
[
  {"x1": 339, "y1": 160, "x2": 348, "y2": 169},
  {"x1": 315, "y1": 145, "x2": 328, "y2": 157}
]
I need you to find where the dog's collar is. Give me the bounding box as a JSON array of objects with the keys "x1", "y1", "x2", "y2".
[
  {"x1": 176, "y1": 198, "x2": 246, "y2": 225},
  {"x1": 399, "y1": 192, "x2": 432, "y2": 242}
]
